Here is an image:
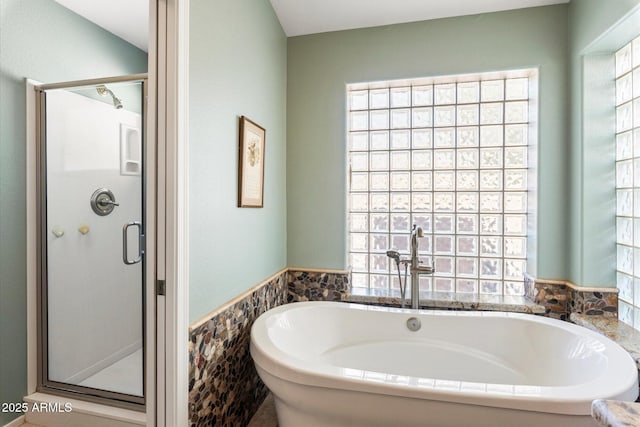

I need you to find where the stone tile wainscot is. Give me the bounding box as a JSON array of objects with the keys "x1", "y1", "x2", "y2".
[{"x1": 188, "y1": 270, "x2": 287, "y2": 427}]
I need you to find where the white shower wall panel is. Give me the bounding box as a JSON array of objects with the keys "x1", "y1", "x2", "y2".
[{"x1": 45, "y1": 89, "x2": 143, "y2": 386}]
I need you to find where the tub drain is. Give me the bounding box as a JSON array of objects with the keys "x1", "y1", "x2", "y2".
[{"x1": 406, "y1": 317, "x2": 421, "y2": 331}]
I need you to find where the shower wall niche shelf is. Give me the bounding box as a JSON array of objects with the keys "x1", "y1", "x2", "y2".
[{"x1": 120, "y1": 124, "x2": 141, "y2": 176}]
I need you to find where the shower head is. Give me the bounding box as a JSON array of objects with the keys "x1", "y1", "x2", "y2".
[
  {"x1": 386, "y1": 250, "x2": 401, "y2": 264},
  {"x1": 96, "y1": 85, "x2": 123, "y2": 109}
]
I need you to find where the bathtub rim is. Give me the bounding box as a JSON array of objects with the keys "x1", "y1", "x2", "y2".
[{"x1": 250, "y1": 301, "x2": 639, "y2": 416}]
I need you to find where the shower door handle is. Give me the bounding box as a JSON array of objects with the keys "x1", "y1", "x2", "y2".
[{"x1": 123, "y1": 221, "x2": 144, "y2": 265}]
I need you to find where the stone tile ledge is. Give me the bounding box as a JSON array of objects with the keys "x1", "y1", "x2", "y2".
[
  {"x1": 346, "y1": 288, "x2": 546, "y2": 314},
  {"x1": 592, "y1": 399, "x2": 640, "y2": 427},
  {"x1": 570, "y1": 313, "x2": 640, "y2": 370},
  {"x1": 525, "y1": 275, "x2": 619, "y2": 320}
]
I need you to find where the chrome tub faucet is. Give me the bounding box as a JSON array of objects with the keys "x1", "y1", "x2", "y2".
[
  {"x1": 387, "y1": 223, "x2": 435, "y2": 309},
  {"x1": 409, "y1": 224, "x2": 434, "y2": 309}
]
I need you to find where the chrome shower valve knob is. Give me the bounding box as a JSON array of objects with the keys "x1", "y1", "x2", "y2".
[{"x1": 90, "y1": 188, "x2": 119, "y2": 216}]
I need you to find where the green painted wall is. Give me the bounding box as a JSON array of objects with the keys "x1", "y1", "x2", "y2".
[
  {"x1": 188, "y1": 0, "x2": 287, "y2": 322},
  {"x1": 569, "y1": 0, "x2": 640, "y2": 52},
  {"x1": 286, "y1": 6, "x2": 569, "y2": 279},
  {"x1": 568, "y1": 0, "x2": 640, "y2": 287},
  {"x1": 0, "y1": 0, "x2": 147, "y2": 424}
]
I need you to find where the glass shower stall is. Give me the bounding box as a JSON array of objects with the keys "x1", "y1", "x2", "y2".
[{"x1": 35, "y1": 74, "x2": 148, "y2": 409}]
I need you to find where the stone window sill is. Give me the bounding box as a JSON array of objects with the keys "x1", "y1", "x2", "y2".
[{"x1": 345, "y1": 287, "x2": 546, "y2": 315}]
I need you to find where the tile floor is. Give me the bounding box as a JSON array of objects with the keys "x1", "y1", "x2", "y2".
[{"x1": 247, "y1": 393, "x2": 278, "y2": 427}]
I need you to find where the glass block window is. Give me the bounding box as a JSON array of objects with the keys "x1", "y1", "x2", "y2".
[
  {"x1": 615, "y1": 35, "x2": 640, "y2": 328},
  {"x1": 348, "y1": 71, "x2": 535, "y2": 296}
]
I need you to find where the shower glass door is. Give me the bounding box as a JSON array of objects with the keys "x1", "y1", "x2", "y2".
[{"x1": 37, "y1": 76, "x2": 147, "y2": 407}]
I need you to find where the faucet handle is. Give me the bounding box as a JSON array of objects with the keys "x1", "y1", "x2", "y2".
[{"x1": 416, "y1": 265, "x2": 435, "y2": 274}]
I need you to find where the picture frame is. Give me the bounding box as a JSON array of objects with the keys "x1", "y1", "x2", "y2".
[{"x1": 238, "y1": 116, "x2": 266, "y2": 208}]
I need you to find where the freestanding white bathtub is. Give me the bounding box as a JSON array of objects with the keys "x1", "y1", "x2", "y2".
[{"x1": 250, "y1": 301, "x2": 638, "y2": 427}]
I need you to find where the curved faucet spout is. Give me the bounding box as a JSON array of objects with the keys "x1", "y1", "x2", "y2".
[
  {"x1": 410, "y1": 224, "x2": 423, "y2": 265},
  {"x1": 409, "y1": 223, "x2": 433, "y2": 309}
]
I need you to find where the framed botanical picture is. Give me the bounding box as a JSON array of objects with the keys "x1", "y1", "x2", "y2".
[{"x1": 238, "y1": 116, "x2": 266, "y2": 207}]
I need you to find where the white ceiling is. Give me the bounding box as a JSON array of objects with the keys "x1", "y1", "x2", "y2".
[
  {"x1": 270, "y1": 0, "x2": 570, "y2": 37},
  {"x1": 53, "y1": 0, "x2": 571, "y2": 51}
]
